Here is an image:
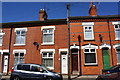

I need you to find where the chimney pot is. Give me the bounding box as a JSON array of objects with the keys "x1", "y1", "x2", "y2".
[
  {"x1": 89, "y1": 2, "x2": 97, "y2": 16},
  {"x1": 39, "y1": 9, "x2": 48, "y2": 20}
]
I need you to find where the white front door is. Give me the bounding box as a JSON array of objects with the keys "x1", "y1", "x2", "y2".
[
  {"x1": 3, "y1": 55, "x2": 8, "y2": 73},
  {"x1": 61, "y1": 54, "x2": 68, "y2": 74}
]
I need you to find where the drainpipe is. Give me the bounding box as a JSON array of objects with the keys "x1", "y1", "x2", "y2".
[
  {"x1": 107, "y1": 18, "x2": 114, "y2": 66},
  {"x1": 7, "y1": 27, "x2": 13, "y2": 75},
  {"x1": 78, "y1": 35, "x2": 81, "y2": 75}
]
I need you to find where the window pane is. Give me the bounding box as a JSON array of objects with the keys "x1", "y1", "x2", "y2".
[
  {"x1": 15, "y1": 35, "x2": 20, "y2": 44},
  {"x1": 117, "y1": 53, "x2": 120, "y2": 64},
  {"x1": 85, "y1": 49, "x2": 89, "y2": 52},
  {"x1": 20, "y1": 53, "x2": 24, "y2": 63},
  {"x1": 89, "y1": 27, "x2": 92, "y2": 29},
  {"x1": 85, "y1": 53, "x2": 96, "y2": 63},
  {"x1": 15, "y1": 53, "x2": 19, "y2": 57},
  {"x1": 42, "y1": 29, "x2": 54, "y2": 43},
  {"x1": 16, "y1": 31, "x2": 20, "y2": 35},
  {"x1": 20, "y1": 53, "x2": 24, "y2": 56},
  {"x1": 48, "y1": 58, "x2": 53, "y2": 67},
  {"x1": 43, "y1": 53, "x2": 47, "y2": 57},
  {"x1": 14, "y1": 53, "x2": 24, "y2": 66},
  {"x1": 43, "y1": 34, "x2": 53, "y2": 42},
  {"x1": 15, "y1": 31, "x2": 26, "y2": 44},
  {"x1": 48, "y1": 53, "x2": 53, "y2": 57},
  {"x1": 49, "y1": 29, "x2": 53, "y2": 33},
  {"x1": 85, "y1": 30, "x2": 93, "y2": 39},
  {"x1": 115, "y1": 25, "x2": 118, "y2": 28},
  {"x1": 116, "y1": 48, "x2": 120, "y2": 52},
  {"x1": 43, "y1": 30, "x2": 47, "y2": 33},
  {"x1": 115, "y1": 30, "x2": 120, "y2": 39},
  {"x1": 21, "y1": 31, "x2": 26, "y2": 35},
  {"x1": 42, "y1": 58, "x2": 53, "y2": 67},
  {"x1": 14, "y1": 53, "x2": 19, "y2": 66},
  {"x1": 91, "y1": 49, "x2": 95, "y2": 52},
  {"x1": 0, "y1": 35, "x2": 2, "y2": 44}
]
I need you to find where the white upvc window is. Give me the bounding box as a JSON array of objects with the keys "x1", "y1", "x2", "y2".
[
  {"x1": 84, "y1": 26, "x2": 94, "y2": 40},
  {"x1": 41, "y1": 26, "x2": 55, "y2": 45},
  {"x1": 115, "y1": 47, "x2": 120, "y2": 64},
  {"x1": 0, "y1": 35, "x2": 2, "y2": 46},
  {"x1": 112, "y1": 21, "x2": 120, "y2": 40},
  {"x1": 40, "y1": 49, "x2": 55, "y2": 70},
  {"x1": 0, "y1": 29, "x2": 5, "y2": 46},
  {"x1": 114, "y1": 24, "x2": 120, "y2": 40},
  {"x1": 13, "y1": 49, "x2": 26, "y2": 66},
  {"x1": 14, "y1": 28, "x2": 27, "y2": 46},
  {"x1": 84, "y1": 48, "x2": 97, "y2": 65},
  {"x1": 82, "y1": 22, "x2": 94, "y2": 40}
]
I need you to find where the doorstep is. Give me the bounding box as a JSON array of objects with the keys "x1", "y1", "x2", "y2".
[{"x1": 62, "y1": 75, "x2": 98, "y2": 79}]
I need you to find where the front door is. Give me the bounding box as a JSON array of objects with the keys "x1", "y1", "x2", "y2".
[
  {"x1": 102, "y1": 48, "x2": 110, "y2": 69},
  {"x1": 72, "y1": 54, "x2": 78, "y2": 71},
  {"x1": 3, "y1": 54, "x2": 9, "y2": 73},
  {"x1": 71, "y1": 49, "x2": 78, "y2": 71},
  {"x1": 61, "y1": 52, "x2": 68, "y2": 74}
]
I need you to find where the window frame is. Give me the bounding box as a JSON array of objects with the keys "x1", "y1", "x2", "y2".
[
  {"x1": 13, "y1": 49, "x2": 26, "y2": 66},
  {"x1": 115, "y1": 47, "x2": 120, "y2": 64},
  {"x1": 112, "y1": 21, "x2": 120, "y2": 40},
  {"x1": 14, "y1": 28, "x2": 27, "y2": 46},
  {"x1": 0, "y1": 29, "x2": 5, "y2": 46},
  {"x1": 84, "y1": 48, "x2": 97, "y2": 65},
  {"x1": 40, "y1": 49, "x2": 55, "y2": 70},
  {"x1": 82, "y1": 22, "x2": 94, "y2": 40},
  {"x1": 41, "y1": 26, "x2": 55, "y2": 45},
  {"x1": 114, "y1": 24, "x2": 120, "y2": 40}
]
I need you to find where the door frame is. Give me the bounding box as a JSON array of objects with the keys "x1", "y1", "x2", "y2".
[
  {"x1": 59, "y1": 49, "x2": 68, "y2": 74},
  {"x1": 2, "y1": 50, "x2": 9, "y2": 73},
  {"x1": 3, "y1": 54, "x2": 9, "y2": 73},
  {"x1": 102, "y1": 48, "x2": 110, "y2": 69},
  {"x1": 100, "y1": 43, "x2": 111, "y2": 69},
  {"x1": 70, "y1": 45, "x2": 80, "y2": 74}
]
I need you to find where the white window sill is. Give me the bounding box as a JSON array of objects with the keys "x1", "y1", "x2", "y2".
[
  {"x1": 14, "y1": 44, "x2": 26, "y2": 46},
  {"x1": 84, "y1": 63, "x2": 98, "y2": 66},
  {"x1": 0, "y1": 44, "x2": 2, "y2": 46},
  {"x1": 117, "y1": 63, "x2": 120, "y2": 65},
  {"x1": 41, "y1": 42, "x2": 54, "y2": 45},
  {"x1": 84, "y1": 39, "x2": 94, "y2": 41},
  {"x1": 115, "y1": 38, "x2": 120, "y2": 40}
]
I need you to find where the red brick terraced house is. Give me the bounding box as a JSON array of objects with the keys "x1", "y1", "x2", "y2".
[{"x1": 0, "y1": 2, "x2": 120, "y2": 75}]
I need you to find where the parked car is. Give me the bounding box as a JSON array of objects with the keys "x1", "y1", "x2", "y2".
[
  {"x1": 96, "y1": 65, "x2": 120, "y2": 80},
  {"x1": 102, "y1": 65, "x2": 120, "y2": 74},
  {"x1": 0, "y1": 72, "x2": 2, "y2": 80},
  {"x1": 10, "y1": 63, "x2": 63, "y2": 80}
]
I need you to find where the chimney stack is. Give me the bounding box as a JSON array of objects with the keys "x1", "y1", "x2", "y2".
[
  {"x1": 89, "y1": 1, "x2": 97, "y2": 16},
  {"x1": 39, "y1": 9, "x2": 48, "y2": 20}
]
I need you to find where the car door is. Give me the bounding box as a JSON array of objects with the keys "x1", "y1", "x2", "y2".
[
  {"x1": 30, "y1": 65, "x2": 45, "y2": 80},
  {"x1": 20, "y1": 64, "x2": 31, "y2": 79}
]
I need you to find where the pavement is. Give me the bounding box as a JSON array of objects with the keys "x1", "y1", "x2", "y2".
[{"x1": 1, "y1": 75, "x2": 98, "y2": 80}]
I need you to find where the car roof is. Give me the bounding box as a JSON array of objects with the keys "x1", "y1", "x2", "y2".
[{"x1": 17, "y1": 63, "x2": 42, "y2": 66}]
